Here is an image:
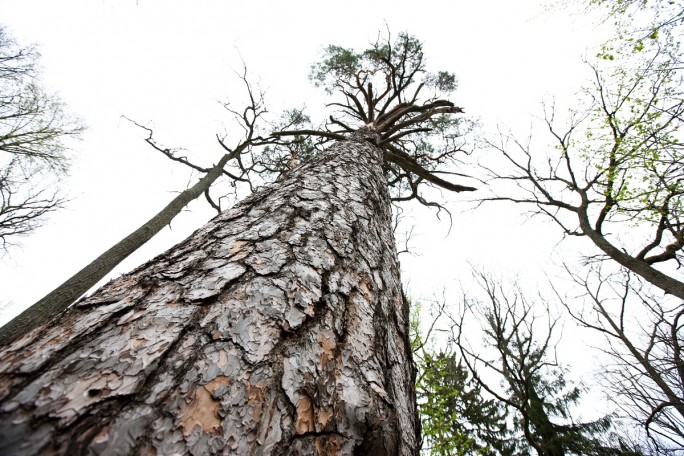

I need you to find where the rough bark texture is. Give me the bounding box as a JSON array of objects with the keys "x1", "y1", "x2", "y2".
[{"x1": 0, "y1": 132, "x2": 419, "y2": 455}]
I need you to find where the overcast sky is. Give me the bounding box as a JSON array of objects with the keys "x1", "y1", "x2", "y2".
[{"x1": 0, "y1": 0, "x2": 610, "y2": 362}]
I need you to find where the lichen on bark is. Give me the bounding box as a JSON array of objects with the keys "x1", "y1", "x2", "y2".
[{"x1": 0, "y1": 132, "x2": 418, "y2": 455}]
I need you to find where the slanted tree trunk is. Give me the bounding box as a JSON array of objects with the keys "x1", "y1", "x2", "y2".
[
  {"x1": 0, "y1": 130, "x2": 419, "y2": 455},
  {"x1": 0, "y1": 152, "x2": 234, "y2": 348}
]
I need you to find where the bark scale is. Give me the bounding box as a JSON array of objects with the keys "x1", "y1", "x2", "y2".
[{"x1": 0, "y1": 131, "x2": 419, "y2": 455}]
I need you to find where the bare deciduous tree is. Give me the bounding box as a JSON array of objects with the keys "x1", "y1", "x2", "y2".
[
  {"x1": 483, "y1": 28, "x2": 683, "y2": 451},
  {"x1": 0, "y1": 71, "x2": 269, "y2": 347},
  {"x1": 561, "y1": 266, "x2": 684, "y2": 453},
  {"x1": 0, "y1": 25, "x2": 82, "y2": 251},
  {"x1": 453, "y1": 273, "x2": 639, "y2": 456},
  {"x1": 485, "y1": 53, "x2": 683, "y2": 298}
]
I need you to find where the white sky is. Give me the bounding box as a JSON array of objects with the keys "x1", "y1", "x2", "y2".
[{"x1": 0, "y1": 0, "x2": 612, "y2": 385}]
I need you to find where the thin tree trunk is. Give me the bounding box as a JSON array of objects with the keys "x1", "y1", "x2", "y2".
[
  {"x1": 0, "y1": 131, "x2": 419, "y2": 455},
  {"x1": 0, "y1": 152, "x2": 232, "y2": 347}
]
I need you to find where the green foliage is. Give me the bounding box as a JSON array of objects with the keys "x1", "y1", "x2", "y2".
[
  {"x1": 309, "y1": 32, "x2": 439, "y2": 98},
  {"x1": 411, "y1": 302, "x2": 514, "y2": 456},
  {"x1": 252, "y1": 108, "x2": 316, "y2": 177},
  {"x1": 277, "y1": 30, "x2": 477, "y2": 207},
  {"x1": 425, "y1": 71, "x2": 458, "y2": 94},
  {"x1": 593, "y1": 0, "x2": 682, "y2": 59},
  {"x1": 419, "y1": 353, "x2": 480, "y2": 456},
  {"x1": 309, "y1": 45, "x2": 361, "y2": 93},
  {"x1": 486, "y1": 0, "x2": 683, "y2": 450},
  {"x1": 411, "y1": 282, "x2": 648, "y2": 456},
  {"x1": 579, "y1": 56, "x2": 684, "y2": 237},
  {"x1": 540, "y1": 0, "x2": 684, "y2": 265},
  {"x1": 588, "y1": 0, "x2": 684, "y2": 247},
  {"x1": 454, "y1": 277, "x2": 645, "y2": 456},
  {"x1": 420, "y1": 353, "x2": 517, "y2": 456}
]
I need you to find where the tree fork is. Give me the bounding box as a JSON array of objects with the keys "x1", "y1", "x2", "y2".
[{"x1": 0, "y1": 130, "x2": 419, "y2": 455}]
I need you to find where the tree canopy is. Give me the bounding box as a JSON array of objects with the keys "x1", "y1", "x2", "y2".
[
  {"x1": 269, "y1": 32, "x2": 476, "y2": 216},
  {"x1": 482, "y1": 0, "x2": 684, "y2": 450}
]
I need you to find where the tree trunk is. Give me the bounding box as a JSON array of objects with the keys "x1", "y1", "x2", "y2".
[{"x1": 0, "y1": 131, "x2": 419, "y2": 455}]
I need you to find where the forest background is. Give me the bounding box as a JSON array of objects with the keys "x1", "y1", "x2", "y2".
[{"x1": 0, "y1": 0, "x2": 681, "y2": 453}]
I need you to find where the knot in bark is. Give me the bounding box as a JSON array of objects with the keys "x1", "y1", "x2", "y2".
[{"x1": 348, "y1": 126, "x2": 381, "y2": 146}]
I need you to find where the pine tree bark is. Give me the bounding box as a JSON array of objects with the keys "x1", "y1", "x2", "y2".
[{"x1": 0, "y1": 131, "x2": 419, "y2": 455}]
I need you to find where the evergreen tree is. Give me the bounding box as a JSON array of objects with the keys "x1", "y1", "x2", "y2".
[
  {"x1": 0, "y1": 32, "x2": 475, "y2": 455},
  {"x1": 452, "y1": 275, "x2": 642, "y2": 456},
  {"x1": 411, "y1": 301, "x2": 515, "y2": 456}
]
